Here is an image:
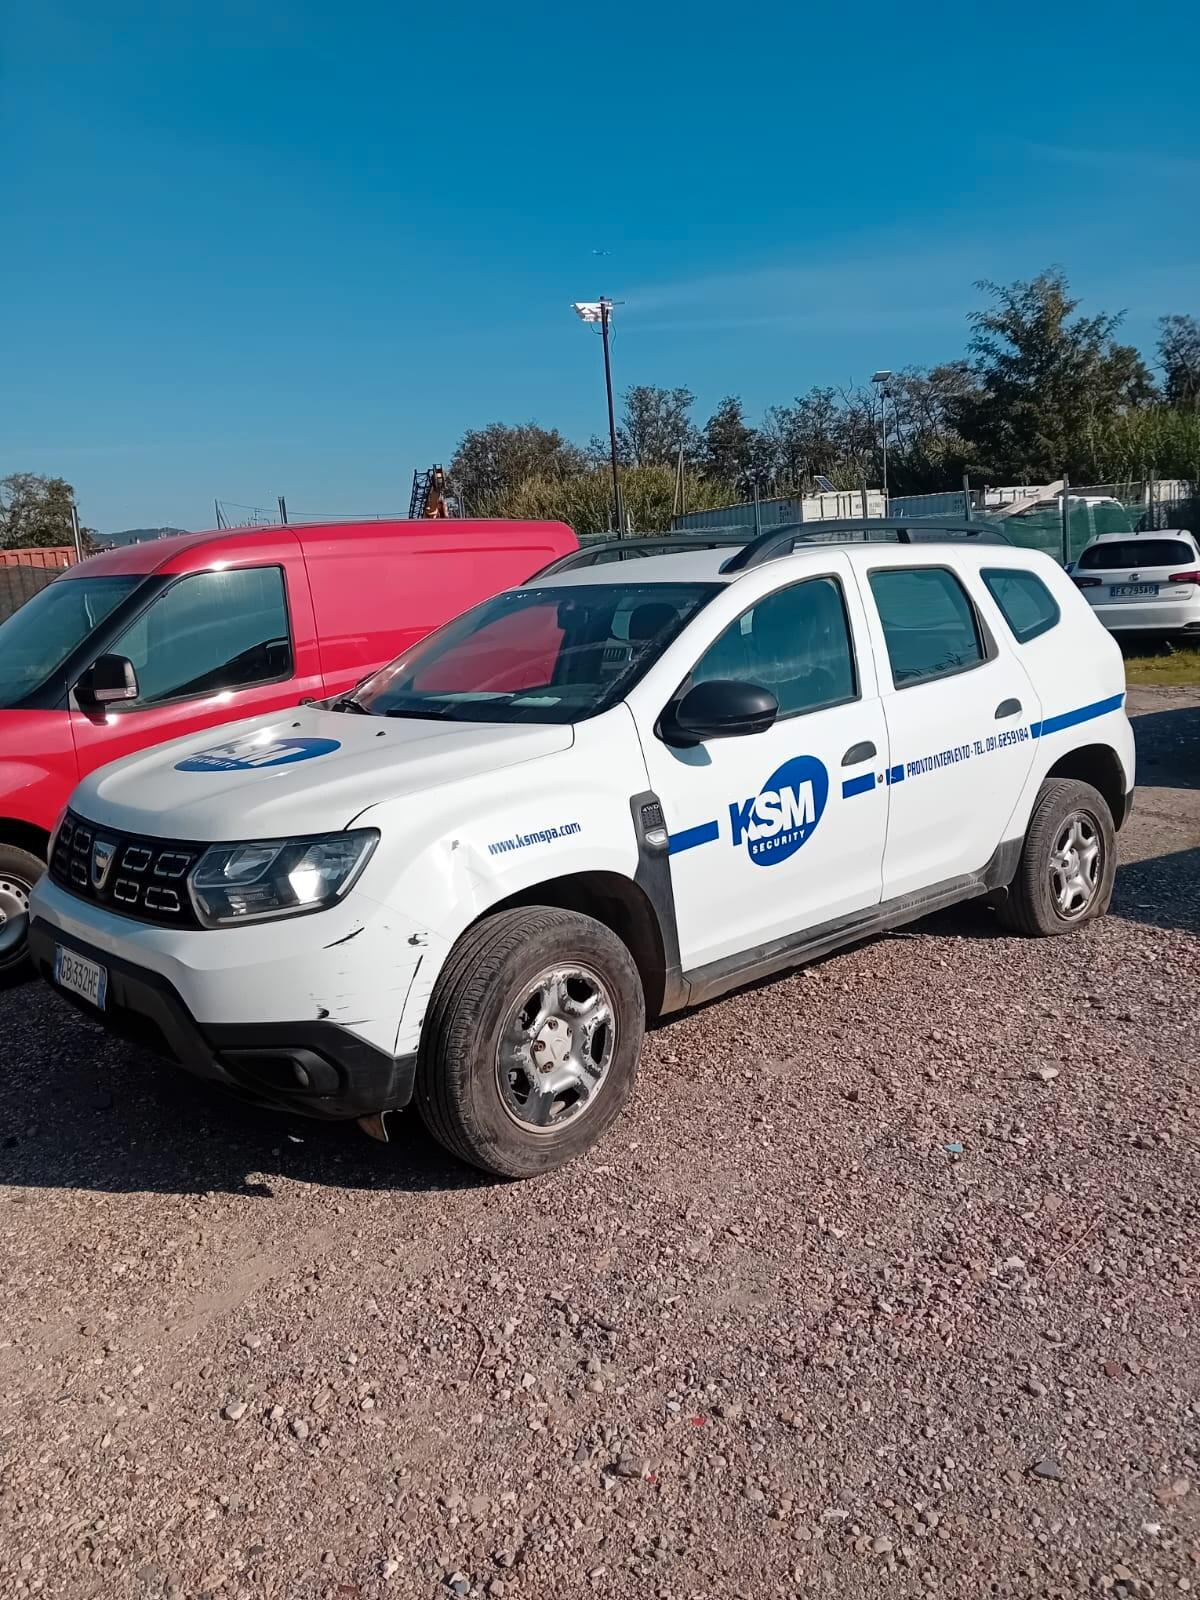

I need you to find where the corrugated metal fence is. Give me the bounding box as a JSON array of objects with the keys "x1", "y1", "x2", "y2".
[{"x1": 0, "y1": 547, "x2": 75, "y2": 622}]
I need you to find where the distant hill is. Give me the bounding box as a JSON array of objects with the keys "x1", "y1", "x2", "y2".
[{"x1": 97, "y1": 526, "x2": 190, "y2": 548}]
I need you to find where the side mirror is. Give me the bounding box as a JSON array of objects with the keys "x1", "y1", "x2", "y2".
[
  {"x1": 76, "y1": 653, "x2": 139, "y2": 707},
  {"x1": 666, "y1": 679, "x2": 778, "y2": 744}
]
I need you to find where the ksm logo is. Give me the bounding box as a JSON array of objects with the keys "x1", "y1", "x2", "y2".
[{"x1": 728, "y1": 755, "x2": 829, "y2": 866}]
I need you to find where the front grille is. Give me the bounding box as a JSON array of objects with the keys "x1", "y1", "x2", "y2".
[{"x1": 50, "y1": 810, "x2": 207, "y2": 928}]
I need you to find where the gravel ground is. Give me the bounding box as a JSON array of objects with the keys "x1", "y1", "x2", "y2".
[{"x1": 1, "y1": 686, "x2": 1197, "y2": 1600}]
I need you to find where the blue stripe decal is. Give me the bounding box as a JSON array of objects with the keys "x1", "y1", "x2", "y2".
[
  {"x1": 841, "y1": 772, "x2": 877, "y2": 798},
  {"x1": 886, "y1": 764, "x2": 905, "y2": 786},
  {"x1": 668, "y1": 819, "x2": 719, "y2": 855},
  {"x1": 1031, "y1": 692, "x2": 1125, "y2": 740}
]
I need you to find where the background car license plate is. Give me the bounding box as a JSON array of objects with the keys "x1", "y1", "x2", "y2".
[
  {"x1": 1111, "y1": 583, "x2": 1158, "y2": 598},
  {"x1": 54, "y1": 945, "x2": 108, "y2": 1010}
]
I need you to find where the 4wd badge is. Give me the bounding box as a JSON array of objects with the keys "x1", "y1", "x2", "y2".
[{"x1": 729, "y1": 755, "x2": 829, "y2": 866}]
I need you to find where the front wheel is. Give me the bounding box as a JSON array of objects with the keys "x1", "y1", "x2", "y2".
[
  {"x1": 996, "y1": 778, "x2": 1116, "y2": 937},
  {"x1": 415, "y1": 907, "x2": 645, "y2": 1178},
  {"x1": 0, "y1": 843, "x2": 43, "y2": 985}
]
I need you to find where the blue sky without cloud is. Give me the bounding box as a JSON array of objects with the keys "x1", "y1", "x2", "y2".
[{"x1": 3, "y1": 0, "x2": 1198, "y2": 532}]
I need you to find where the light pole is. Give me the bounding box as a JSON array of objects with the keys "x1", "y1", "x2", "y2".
[
  {"x1": 871, "y1": 369, "x2": 893, "y2": 506},
  {"x1": 573, "y1": 299, "x2": 624, "y2": 536}
]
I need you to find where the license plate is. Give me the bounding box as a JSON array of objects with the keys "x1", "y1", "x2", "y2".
[
  {"x1": 53, "y1": 945, "x2": 108, "y2": 1010},
  {"x1": 1110, "y1": 583, "x2": 1158, "y2": 598}
]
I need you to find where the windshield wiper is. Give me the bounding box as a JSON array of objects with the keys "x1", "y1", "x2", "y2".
[
  {"x1": 332, "y1": 693, "x2": 370, "y2": 714},
  {"x1": 383, "y1": 702, "x2": 460, "y2": 720}
]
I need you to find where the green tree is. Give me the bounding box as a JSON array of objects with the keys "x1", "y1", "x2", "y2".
[
  {"x1": 1158, "y1": 315, "x2": 1200, "y2": 408},
  {"x1": 448, "y1": 423, "x2": 589, "y2": 508},
  {"x1": 474, "y1": 463, "x2": 733, "y2": 536},
  {"x1": 950, "y1": 269, "x2": 1154, "y2": 480},
  {"x1": 0, "y1": 472, "x2": 93, "y2": 550},
  {"x1": 617, "y1": 385, "x2": 699, "y2": 467},
  {"x1": 701, "y1": 396, "x2": 761, "y2": 483}
]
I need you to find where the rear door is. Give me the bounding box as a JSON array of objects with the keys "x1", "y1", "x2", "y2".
[
  {"x1": 856, "y1": 555, "x2": 1041, "y2": 900},
  {"x1": 69, "y1": 563, "x2": 322, "y2": 783}
]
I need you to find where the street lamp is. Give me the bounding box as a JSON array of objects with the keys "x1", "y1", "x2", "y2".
[
  {"x1": 871, "y1": 369, "x2": 893, "y2": 506},
  {"x1": 573, "y1": 298, "x2": 624, "y2": 536}
]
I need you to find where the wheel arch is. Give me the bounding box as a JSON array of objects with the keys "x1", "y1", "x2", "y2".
[
  {"x1": 1043, "y1": 743, "x2": 1129, "y2": 829},
  {"x1": 0, "y1": 817, "x2": 51, "y2": 862},
  {"x1": 485, "y1": 870, "x2": 671, "y2": 1019}
]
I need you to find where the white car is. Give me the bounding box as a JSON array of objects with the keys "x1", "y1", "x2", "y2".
[
  {"x1": 1071, "y1": 528, "x2": 1200, "y2": 639},
  {"x1": 29, "y1": 525, "x2": 1135, "y2": 1177}
]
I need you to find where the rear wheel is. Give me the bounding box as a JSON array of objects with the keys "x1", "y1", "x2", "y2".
[
  {"x1": 415, "y1": 907, "x2": 645, "y2": 1178},
  {"x1": 0, "y1": 843, "x2": 43, "y2": 984},
  {"x1": 996, "y1": 778, "x2": 1115, "y2": 937}
]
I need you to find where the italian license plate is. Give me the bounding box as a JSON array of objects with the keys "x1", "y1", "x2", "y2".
[
  {"x1": 53, "y1": 945, "x2": 108, "y2": 1010},
  {"x1": 1110, "y1": 583, "x2": 1158, "y2": 598}
]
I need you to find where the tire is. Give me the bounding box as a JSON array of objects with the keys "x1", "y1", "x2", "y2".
[
  {"x1": 415, "y1": 906, "x2": 645, "y2": 1179},
  {"x1": 0, "y1": 842, "x2": 44, "y2": 985},
  {"x1": 996, "y1": 779, "x2": 1116, "y2": 937}
]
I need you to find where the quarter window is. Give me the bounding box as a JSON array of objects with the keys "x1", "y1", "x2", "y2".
[
  {"x1": 869, "y1": 567, "x2": 984, "y2": 687},
  {"x1": 689, "y1": 576, "x2": 857, "y2": 717},
  {"x1": 112, "y1": 567, "x2": 292, "y2": 706},
  {"x1": 981, "y1": 568, "x2": 1060, "y2": 644}
]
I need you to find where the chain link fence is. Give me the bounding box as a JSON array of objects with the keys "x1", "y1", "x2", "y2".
[{"x1": 889, "y1": 480, "x2": 1199, "y2": 564}]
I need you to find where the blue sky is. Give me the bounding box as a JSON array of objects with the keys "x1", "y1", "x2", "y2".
[{"x1": 4, "y1": 0, "x2": 1198, "y2": 532}]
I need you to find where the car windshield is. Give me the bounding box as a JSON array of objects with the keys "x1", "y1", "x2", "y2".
[
  {"x1": 1078, "y1": 539, "x2": 1195, "y2": 570},
  {"x1": 349, "y1": 582, "x2": 719, "y2": 724},
  {"x1": 0, "y1": 574, "x2": 143, "y2": 708}
]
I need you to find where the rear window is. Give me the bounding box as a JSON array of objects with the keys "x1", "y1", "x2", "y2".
[
  {"x1": 1078, "y1": 539, "x2": 1195, "y2": 570},
  {"x1": 981, "y1": 568, "x2": 1060, "y2": 644}
]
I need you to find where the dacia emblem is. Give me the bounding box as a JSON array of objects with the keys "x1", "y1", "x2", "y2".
[{"x1": 91, "y1": 838, "x2": 117, "y2": 890}]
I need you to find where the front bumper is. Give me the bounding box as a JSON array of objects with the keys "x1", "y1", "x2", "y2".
[{"x1": 29, "y1": 918, "x2": 416, "y2": 1120}]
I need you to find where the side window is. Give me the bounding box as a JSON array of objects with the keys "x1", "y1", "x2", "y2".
[
  {"x1": 689, "y1": 576, "x2": 857, "y2": 717},
  {"x1": 868, "y1": 567, "x2": 984, "y2": 687},
  {"x1": 113, "y1": 567, "x2": 291, "y2": 706},
  {"x1": 981, "y1": 568, "x2": 1060, "y2": 644}
]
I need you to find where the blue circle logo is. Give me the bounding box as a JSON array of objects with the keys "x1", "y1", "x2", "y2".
[
  {"x1": 729, "y1": 755, "x2": 829, "y2": 867},
  {"x1": 175, "y1": 736, "x2": 342, "y2": 773}
]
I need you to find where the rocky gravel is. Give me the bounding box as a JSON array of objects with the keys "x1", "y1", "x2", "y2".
[{"x1": 1, "y1": 686, "x2": 1197, "y2": 1600}]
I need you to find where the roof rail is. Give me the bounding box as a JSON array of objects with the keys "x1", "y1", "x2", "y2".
[
  {"x1": 719, "y1": 516, "x2": 1010, "y2": 573},
  {"x1": 531, "y1": 532, "x2": 749, "y2": 579}
]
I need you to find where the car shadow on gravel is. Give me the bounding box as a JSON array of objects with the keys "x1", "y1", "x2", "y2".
[
  {"x1": 1129, "y1": 703, "x2": 1200, "y2": 790},
  {"x1": 0, "y1": 993, "x2": 491, "y2": 1198},
  {"x1": 1113, "y1": 845, "x2": 1200, "y2": 934}
]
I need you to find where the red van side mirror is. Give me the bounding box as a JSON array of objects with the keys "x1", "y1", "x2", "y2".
[{"x1": 76, "y1": 654, "x2": 140, "y2": 707}]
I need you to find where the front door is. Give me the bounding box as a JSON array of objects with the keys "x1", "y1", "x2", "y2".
[
  {"x1": 638, "y1": 559, "x2": 891, "y2": 972},
  {"x1": 69, "y1": 565, "x2": 321, "y2": 786}
]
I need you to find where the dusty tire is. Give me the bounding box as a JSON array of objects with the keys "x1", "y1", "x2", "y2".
[
  {"x1": 0, "y1": 843, "x2": 43, "y2": 985},
  {"x1": 996, "y1": 778, "x2": 1115, "y2": 937},
  {"x1": 415, "y1": 906, "x2": 645, "y2": 1179}
]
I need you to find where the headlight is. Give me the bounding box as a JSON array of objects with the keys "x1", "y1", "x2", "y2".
[{"x1": 188, "y1": 830, "x2": 379, "y2": 927}]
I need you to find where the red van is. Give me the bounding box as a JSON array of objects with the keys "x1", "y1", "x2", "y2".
[{"x1": 0, "y1": 518, "x2": 576, "y2": 975}]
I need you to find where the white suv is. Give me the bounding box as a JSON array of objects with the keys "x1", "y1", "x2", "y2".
[
  {"x1": 1071, "y1": 528, "x2": 1200, "y2": 639},
  {"x1": 29, "y1": 524, "x2": 1135, "y2": 1177}
]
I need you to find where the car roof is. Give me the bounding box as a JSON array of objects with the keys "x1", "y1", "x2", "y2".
[
  {"x1": 68, "y1": 518, "x2": 576, "y2": 579},
  {"x1": 532, "y1": 535, "x2": 1039, "y2": 590}
]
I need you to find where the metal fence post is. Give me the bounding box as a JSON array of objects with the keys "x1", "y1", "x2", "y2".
[
  {"x1": 1060, "y1": 471, "x2": 1071, "y2": 565},
  {"x1": 962, "y1": 473, "x2": 972, "y2": 521}
]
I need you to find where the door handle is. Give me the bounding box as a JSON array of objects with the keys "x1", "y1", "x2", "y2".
[
  {"x1": 994, "y1": 698, "x2": 1022, "y2": 719},
  {"x1": 841, "y1": 740, "x2": 877, "y2": 766}
]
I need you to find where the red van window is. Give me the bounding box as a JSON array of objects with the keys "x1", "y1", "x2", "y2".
[{"x1": 410, "y1": 603, "x2": 564, "y2": 694}]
